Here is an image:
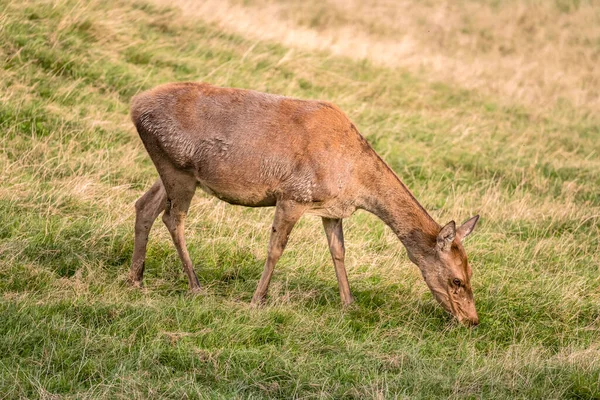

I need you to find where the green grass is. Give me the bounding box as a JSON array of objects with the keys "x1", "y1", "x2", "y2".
[{"x1": 1, "y1": 0, "x2": 599, "y2": 398}]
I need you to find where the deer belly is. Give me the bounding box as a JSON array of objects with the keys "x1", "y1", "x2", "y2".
[{"x1": 196, "y1": 179, "x2": 277, "y2": 207}]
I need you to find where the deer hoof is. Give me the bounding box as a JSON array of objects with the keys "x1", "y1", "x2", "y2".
[
  {"x1": 250, "y1": 295, "x2": 267, "y2": 307},
  {"x1": 189, "y1": 286, "x2": 204, "y2": 296},
  {"x1": 128, "y1": 277, "x2": 144, "y2": 289}
]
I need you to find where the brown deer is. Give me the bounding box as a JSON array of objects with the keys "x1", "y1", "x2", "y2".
[{"x1": 129, "y1": 82, "x2": 480, "y2": 326}]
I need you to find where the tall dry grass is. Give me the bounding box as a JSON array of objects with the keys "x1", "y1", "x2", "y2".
[{"x1": 158, "y1": 0, "x2": 600, "y2": 112}]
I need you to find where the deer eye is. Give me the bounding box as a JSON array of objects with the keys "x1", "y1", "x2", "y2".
[{"x1": 453, "y1": 278, "x2": 462, "y2": 287}]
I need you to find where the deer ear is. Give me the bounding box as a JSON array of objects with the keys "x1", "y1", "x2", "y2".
[
  {"x1": 456, "y1": 215, "x2": 479, "y2": 242},
  {"x1": 437, "y1": 221, "x2": 456, "y2": 251}
]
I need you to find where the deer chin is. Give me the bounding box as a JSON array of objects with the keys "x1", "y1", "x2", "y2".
[
  {"x1": 426, "y1": 285, "x2": 455, "y2": 315},
  {"x1": 427, "y1": 284, "x2": 479, "y2": 326},
  {"x1": 448, "y1": 291, "x2": 479, "y2": 327}
]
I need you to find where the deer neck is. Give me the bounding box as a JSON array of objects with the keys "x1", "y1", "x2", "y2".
[{"x1": 360, "y1": 159, "x2": 440, "y2": 260}]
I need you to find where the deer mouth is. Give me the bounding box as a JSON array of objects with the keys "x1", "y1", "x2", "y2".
[
  {"x1": 425, "y1": 282, "x2": 479, "y2": 326},
  {"x1": 450, "y1": 296, "x2": 479, "y2": 326},
  {"x1": 437, "y1": 287, "x2": 479, "y2": 326}
]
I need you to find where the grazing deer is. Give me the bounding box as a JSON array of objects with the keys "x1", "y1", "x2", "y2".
[{"x1": 129, "y1": 82, "x2": 480, "y2": 326}]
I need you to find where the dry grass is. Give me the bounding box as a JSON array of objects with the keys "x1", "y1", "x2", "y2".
[{"x1": 160, "y1": 0, "x2": 600, "y2": 112}]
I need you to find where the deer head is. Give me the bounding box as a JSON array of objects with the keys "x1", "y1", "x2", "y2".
[{"x1": 409, "y1": 215, "x2": 480, "y2": 326}]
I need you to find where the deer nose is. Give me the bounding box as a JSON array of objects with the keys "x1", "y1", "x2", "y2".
[{"x1": 460, "y1": 315, "x2": 479, "y2": 327}]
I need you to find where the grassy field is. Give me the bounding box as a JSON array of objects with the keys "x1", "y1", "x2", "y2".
[{"x1": 1, "y1": 0, "x2": 599, "y2": 398}]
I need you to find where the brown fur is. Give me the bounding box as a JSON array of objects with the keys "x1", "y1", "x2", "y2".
[{"x1": 129, "y1": 82, "x2": 480, "y2": 325}]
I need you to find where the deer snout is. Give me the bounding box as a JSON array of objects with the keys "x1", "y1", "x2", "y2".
[{"x1": 458, "y1": 313, "x2": 479, "y2": 327}]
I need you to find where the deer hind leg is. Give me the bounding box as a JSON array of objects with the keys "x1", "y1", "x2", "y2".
[
  {"x1": 322, "y1": 218, "x2": 353, "y2": 306},
  {"x1": 129, "y1": 179, "x2": 167, "y2": 287},
  {"x1": 161, "y1": 171, "x2": 201, "y2": 293},
  {"x1": 251, "y1": 200, "x2": 307, "y2": 305}
]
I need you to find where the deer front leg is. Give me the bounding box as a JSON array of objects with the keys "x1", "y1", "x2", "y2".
[
  {"x1": 251, "y1": 200, "x2": 307, "y2": 305},
  {"x1": 322, "y1": 218, "x2": 353, "y2": 306}
]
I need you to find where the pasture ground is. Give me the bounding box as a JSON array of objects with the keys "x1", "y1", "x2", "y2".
[{"x1": 1, "y1": 0, "x2": 599, "y2": 398}]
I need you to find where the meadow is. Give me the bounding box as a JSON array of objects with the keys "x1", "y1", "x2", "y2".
[{"x1": 0, "y1": 0, "x2": 599, "y2": 398}]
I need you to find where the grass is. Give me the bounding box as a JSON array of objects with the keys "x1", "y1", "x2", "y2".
[
  {"x1": 164, "y1": 0, "x2": 600, "y2": 112},
  {"x1": 0, "y1": 0, "x2": 599, "y2": 398}
]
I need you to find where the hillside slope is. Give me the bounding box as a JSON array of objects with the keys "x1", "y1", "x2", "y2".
[{"x1": 1, "y1": 0, "x2": 599, "y2": 398}]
